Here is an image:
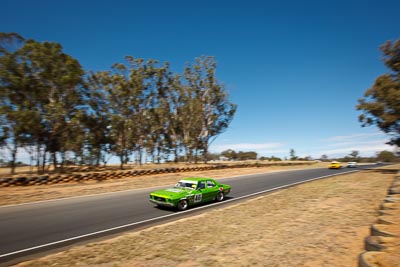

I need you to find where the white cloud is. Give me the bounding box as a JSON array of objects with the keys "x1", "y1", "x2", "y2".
[
  {"x1": 326, "y1": 139, "x2": 389, "y2": 148},
  {"x1": 210, "y1": 131, "x2": 395, "y2": 160},
  {"x1": 309, "y1": 133, "x2": 394, "y2": 158},
  {"x1": 211, "y1": 142, "x2": 285, "y2": 152},
  {"x1": 325, "y1": 132, "x2": 383, "y2": 142},
  {"x1": 320, "y1": 143, "x2": 393, "y2": 157}
]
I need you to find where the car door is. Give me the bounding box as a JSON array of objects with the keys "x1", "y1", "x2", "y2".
[
  {"x1": 200, "y1": 180, "x2": 218, "y2": 201},
  {"x1": 193, "y1": 181, "x2": 206, "y2": 203}
]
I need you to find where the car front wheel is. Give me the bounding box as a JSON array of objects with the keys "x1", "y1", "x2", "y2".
[
  {"x1": 177, "y1": 199, "x2": 188, "y2": 211},
  {"x1": 216, "y1": 191, "x2": 224, "y2": 202}
]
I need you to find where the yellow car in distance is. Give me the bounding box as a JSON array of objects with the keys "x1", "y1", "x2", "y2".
[{"x1": 328, "y1": 161, "x2": 342, "y2": 169}]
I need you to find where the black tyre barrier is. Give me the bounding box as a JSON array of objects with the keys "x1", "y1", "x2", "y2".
[
  {"x1": 380, "y1": 203, "x2": 396, "y2": 210},
  {"x1": 389, "y1": 187, "x2": 400, "y2": 194},
  {"x1": 365, "y1": 236, "x2": 386, "y2": 251},
  {"x1": 0, "y1": 178, "x2": 12, "y2": 186},
  {"x1": 377, "y1": 216, "x2": 396, "y2": 225},
  {"x1": 378, "y1": 209, "x2": 395, "y2": 217},
  {"x1": 359, "y1": 251, "x2": 385, "y2": 267},
  {"x1": 37, "y1": 175, "x2": 49, "y2": 184},
  {"x1": 15, "y1": 177, "x2": 28, "y2": 186},
  {"x1": 384, "y1": 196, "x2": 400, "y2": 203},
  {"x1": 95, "y1": 175, "x2": 105, "y2": 181},
  {"x1": 359, "y1": 172, "x2": 400, "y2": 267},
  {"x1": 371, "y1": 224, "x2": 397, "y2": 237},
  {"x1": 73, "y1": 174, "x2": 83, "y2": 181}
]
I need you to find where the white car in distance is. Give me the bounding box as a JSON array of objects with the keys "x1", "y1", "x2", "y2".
[{"x1": 346, "y1": 162, "x2": 357, "y2": 168}]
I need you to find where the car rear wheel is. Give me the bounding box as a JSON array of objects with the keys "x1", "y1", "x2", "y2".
[
  {"x1": 177, "y1": 199, "x2": 188, "y2": 211},
  {"x1": 216, "y1": 191, "x2": 224, "y2": 202}
]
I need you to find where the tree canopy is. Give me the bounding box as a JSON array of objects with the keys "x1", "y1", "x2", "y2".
[
  {"x1": 0, "y1": 33, "x2": 237, "y2": 173},
  {"x1": 357, "y1": 39, "x2": 400, "y2": 146}
]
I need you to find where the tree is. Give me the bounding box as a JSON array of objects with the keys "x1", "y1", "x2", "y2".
[
  {"x1": 357, "y1": 39, "x2": 400, "y2": 147},
  {"x1": 143, "y1": 62, "x2": 172, "y2": 164},
  {"x1": 19, "y1": 40, "x2": 86, "y2": 171},
  {"x1": 320, "y1": 154, "x2": 329, "y2": 161},
  {"x1": 348, "y1": 150, "x2": 359, "y2": 159},
  {"x1": 289, "y1": 149, "x2": 298, "y2": 160},
  {"x1": 0, "y1": 32, "x2": 25, "y2": 55},
  {"x1": 236, "y1": 151, "x2": 257, "y2": 160},
  {"x1": 270, "y1": 156, "x2": 282, "y2": 161},
  {"x1": 90, "y1": 58, "x2": 146, "y2": 170},
  {"x1": 221, "y1": 149, "x2": 237, "y2": 160},
  {"x1": 0, "y1": 33, "x2": 27, "y2": 173},
  {"x1": 184, "y1": 56, "x2": 237, "y2": 163},
  {"x1": 1, "y1": 32, "x2": 237, "y2": 169},
  {"x1": 83, "y1": 75, "x2": 113, "y2": 166},
  {"x1": 1, "y1": 34, "x2": 87, "y2": 173},
  {"x1": 376, "y1": 150, "x2": 397, "y2": 162}
]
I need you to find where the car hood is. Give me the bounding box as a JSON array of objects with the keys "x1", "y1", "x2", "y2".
[{"x1": 150, "y1": 187, "x2": 194, "y2": 198}]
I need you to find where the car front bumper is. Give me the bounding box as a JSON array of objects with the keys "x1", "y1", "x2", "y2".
[{"x1": 149, "y1": 198, "x2": 175, "y2": 207}]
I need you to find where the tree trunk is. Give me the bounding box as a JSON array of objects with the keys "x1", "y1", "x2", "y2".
[
  {"x1": 203, "y1": 144, "x2": 208, "y2": 164},
  {"x1": 156, "y1": 145, "x2": 161, "y2": 164},
  {"x1": 36, "y1": 145, "x2": 41, "y2": 174},
  {"x1": 174, "y1": 147, "x2": 178, "y2": 163},
  {"x1": 41, "y1": 151, "x2": 46, "y2": 173},
  {"x1": 60, "y1": 151, "x2": 65, "y2": 172},
  {"x1": 10, "y1": 143, "x2": 17, "y2": 175},
  {"x1": 119, "y1": 153, "x2": 124, "y2": 170},
  {"x1": 52, "y1": 152, "x2": 58, "y2": 172}
]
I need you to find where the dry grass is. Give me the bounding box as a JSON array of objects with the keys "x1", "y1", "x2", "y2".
[{"x1": 12, "y1": 165, "x2": 400, "y2": 267}]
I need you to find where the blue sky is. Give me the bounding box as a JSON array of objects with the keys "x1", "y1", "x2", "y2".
[{"x1": 2, "y1": 0, "x2": 399, "y2": 160}]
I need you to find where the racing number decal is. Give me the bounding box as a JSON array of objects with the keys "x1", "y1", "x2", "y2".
[{"x1": 194, "y1": 193, "x2": 202, "y2": 203}]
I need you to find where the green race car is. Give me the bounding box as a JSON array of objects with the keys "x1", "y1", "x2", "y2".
[{"x1": 149, "y1": 177, "x2": 231, "y2": 211}]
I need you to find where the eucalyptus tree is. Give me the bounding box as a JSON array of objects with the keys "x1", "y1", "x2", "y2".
[
  {"x1": 91, "y1": 69, "x2": 132, "y2": 169},
  {"x1": 143, "y1": 61, "x2": 173, "y2": 163},
  {"x1": 163, "y1": 74, "x2": 198, "y2": 162},
  {"x1": 290, "y1": 149, "x2": 298, "y2": 160},
  {"x1": 85, "y1": 73, "x2": 114, "y2": 166},
  {"x1": 184, "y1": 56, "x2": 237, "y2": 163},
  {"x1": 125, "y1": 56, "x2": 153, "y2": 165},
  {"x1": 178, "y1": 86, "x2": 203, "y2": 162},
  {"x1": 348, "y1": 150, "x2": 359, "y2": 159},
  {"x1": 0, "y1": 34, "x2": 86, "y2": 173},
  {"x1": 0, "y1": 33, "x2": 27, "y2": 173},
  {"x1": 357, "y1": 39, "x2": 400, "y2": 147},
  {"x1": 18, "y1": 40, "x2": 86, "y2": 171},
  {"x1": 0, "y1": 33, "x2": 47, "y2": 173},
  {"x1": 0, "y1": 32, "x2": 25, "y2": 54},
  {"x1": 90, "y1": 57, "x2": 150, "y2": 169}
]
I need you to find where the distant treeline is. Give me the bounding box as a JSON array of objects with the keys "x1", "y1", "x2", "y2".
[{"x1": 0, "y1": 33, "x2": 237, "y2": 174}]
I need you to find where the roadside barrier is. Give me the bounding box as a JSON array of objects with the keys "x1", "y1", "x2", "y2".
[
  {"x1": 358, "y1": 172, "x2": 400, "y2": 267},
  {"x1": 0, "y1": 162, "x2": 314, "y2": 187}
]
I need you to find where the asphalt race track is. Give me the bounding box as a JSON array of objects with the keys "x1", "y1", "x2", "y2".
[{"x1": 0, "y1": 164, "x2": 378, "y2": 264}]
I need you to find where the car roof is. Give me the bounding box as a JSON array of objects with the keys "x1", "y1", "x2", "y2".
[{"x1": 179, "y1": 177, "x2": 213, "y2": 182}]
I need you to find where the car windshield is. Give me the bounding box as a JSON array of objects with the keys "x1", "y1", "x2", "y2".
[{"x1": 175, "y1": 180, "x2": 197, "y2": 189}]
